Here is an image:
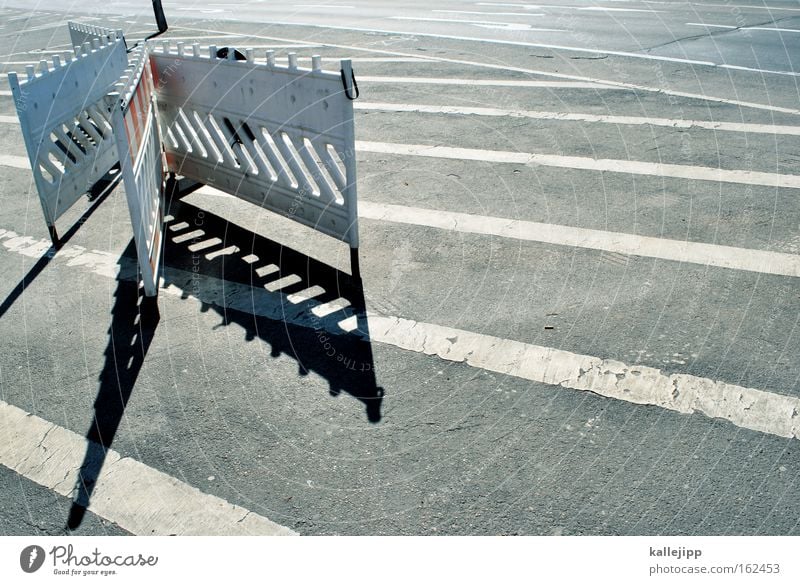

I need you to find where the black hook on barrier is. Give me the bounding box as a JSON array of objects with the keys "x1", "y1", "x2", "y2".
[
  {"x1": 216, "y1": 47, "x2": 247, "y2": 60},
  {"x1": 340, "y1": 68, "x2": 359, "y2": 100}
]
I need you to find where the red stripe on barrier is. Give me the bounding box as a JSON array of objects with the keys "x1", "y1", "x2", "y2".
[
  {"x1": 135, "y1": 83, "x2": 146, "y2": 147},
  {"x1": 144, "y1": 60, "x2": 154, "y2": 100},
  {"x1": 149, "y1": 54, "x2": 159, "y2": 90},
  {"x1": 128, "y1": 94, "x2": 140, "y2": 153},
  {"x1": 149, "y1": 207, "x2": 162, "y2": 273},
  {"x1": 122, "y1": 111, "x2": 135, "y2": 164}
]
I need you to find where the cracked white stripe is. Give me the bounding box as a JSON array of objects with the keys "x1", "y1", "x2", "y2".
[
  {"x1": 0, "y1": 400, "x2": 297, "y2": 535},
  {"x1": 356, "y1": 141, "x2": 800, "y2": 189},
  {"x1": 356, "y1": 201, "x2": 800, "y2": 278},
  {"x1": 0, "y1": 228, "x2": 798, "y2": 441},
  {"x1": 193, "y1": 187, "x2": 800, "y2": 277},
  {"x1": 177, "y1": 20, "x2": 800, "y2": 75},
  {"x1": 369, "y1": 317, "x2": 800, "y2": 440},
  {"x1": 356, "y1": 102, "x2": 800, "y2": 136},
  {"x1": 170, "y1": 25, "x2": 800, "y2": 115},
  {"x1": 358, "y1": 76, "x2": 614, "y2": 88}
]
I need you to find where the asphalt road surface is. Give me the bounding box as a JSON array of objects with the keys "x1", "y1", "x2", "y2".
[{"x1": 0, "y1": 0, "x2": 798, "y2": 536}]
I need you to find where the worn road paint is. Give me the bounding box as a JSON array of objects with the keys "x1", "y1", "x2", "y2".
[
  {"x1": 0, "y1": 400, "x2": 297, "y2": 535},
  {"x1": 356, "y1": 201, "x2": 800, "y2": 278},
  {"x1": 1, "y1": 227, "x2": 798, "y2": 442},
  {"x1": 358, "y1": 76, "x2": 615, "y2": 88},
  {"x1": 170, "y1": 25, "x2": 800, "y2": 115},
  {"x1": 356, "y1": 102, "x2": 800, "y2": 135},
  {"x1": 356, "y1": 141, "x2": 800, "y2": 189}
]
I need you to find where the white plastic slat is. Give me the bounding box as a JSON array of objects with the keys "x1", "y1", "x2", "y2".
[
  {"x1": 297, "y1": 138, "x2": 339, "y2": 204},
  {"x1": 235, "y1": 121, "x2": 277, "y2": 182},
  {"x1": 313, "y1": 137, "x2": 347, "y2": 191},
  {"x1": 207, "y1": 114, "x2": 241, "y2": 168},
  {"x1": 257, "y1": 130, "x2": 296, "y2": 190},
  {"x1": 216, "y1": 116, "x2": 256, "y2": 173},
  {"x1": 274, "y1": 132, "x2": 317, "y2": 197},
  {"x1": 176, "y1": 108, "x2": 207, "y2": 158},
  {"x1": 52, "y1": 127, "x2": 84, "y2": 163},
  {"x1": 67, "y1": 121, "x2": 93, "y2": 151},
  {"x1": 190, "y1": 109, "x2": 222, "y2": 163},
  {"x1": 77, "y1": 111, "x2": 103, "y2": 143}
]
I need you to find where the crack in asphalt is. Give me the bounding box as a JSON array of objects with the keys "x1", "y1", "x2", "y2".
[{"x1": 640, "y1": 15, "x2": 800, "y2": 54}]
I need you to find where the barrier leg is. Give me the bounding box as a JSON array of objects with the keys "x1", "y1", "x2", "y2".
[
  {"x1": 48, "y1": 226, "x2": 60, "y2": 250},
  {"x1": 350, "y1": 247, "x2": 361, "y2": 280},
  {"x1": 166, "y1": 174, "x2": 203, "y2": 199}
]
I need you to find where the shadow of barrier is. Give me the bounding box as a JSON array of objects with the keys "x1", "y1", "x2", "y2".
[
  {"x1": 161, "y1": 196, "x2": 383, "y2": 422},
  {"x1": 66, "y1": 197, "x2": 382, "y2": 530},
  {"x1": 67, "y1": 245, "x2": 160, "y2": 530},
  {"x1": 0, "y1": 168, "x2": 120, "y2": 321},
  {"x1": 3, "y1": 23, "x2": 372, "y2": 531}
]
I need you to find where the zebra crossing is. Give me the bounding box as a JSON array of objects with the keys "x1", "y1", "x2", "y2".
[{"x1": 0, "y1": 4, "x2": 798, "y2": 536}]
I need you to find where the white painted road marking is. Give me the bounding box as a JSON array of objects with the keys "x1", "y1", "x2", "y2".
[
  {"x1": 719, "y1": 64, "x2": 800, "y2": 77},
  {"x1": 686, "y1": 23, "x2": 737, "y2": 29},
  {"x1": 209, "y1": 17, "x2": 800, "y2": 74},
  {"x1": 0, "y1": 400, "x2": 297, "y2": 535},
  {"x1": 745, "y1": 27, "x2": 800, "y2": 33},
  {"x1": 390, "y1": 16, "x2": 566, "y2": 32},
  {"x1": 195, "y1": 185, "x2": 800, "y2": 278},
  {"x1": 172, "y1": 25, "x2": 800, "y2": 115},
  {"x1": 2, "y1": 152, "x2": 798, "y2": 276},
  {"x1": 357, "y1": 141, "x2": 800, "y2": 189},
  {"x1": 358, "y1": 76, "x2": 615, "y2": 88},
  {"x1": 1, "y1": 227, "x2": 798, "y2": 442},
  {"x1": 356, "y1": 102, "x2": 800, "y2": 135},
  {"x1": 682, "y1": 1, "x2": 800, "y2": 9},
  {"x1": 0, "y1": 56, "x2": 428, "y2": 66},
  {"x1": 475, "y1": 2, "x2": 663, "y2": 11},
  {"x1": 204, "y1": 20, "x2": 723, "y2": 68},
  {"x1": 357, "y1": 201, "x2": 800, "y2": 278},
  {"x1": 153, "y1": 34, "x2": 252, "y2": 41},
  {"x1": 0, "y1": 154, "x2": 28, "y2": 168},
  {"x1": 484, "y1": 1, "x2": 800, "y2": 11},
  {"x1": 433, "y1": 10, "x2": 546, "y2": 17},
  {"x1": 368, "y1": 317, "x2": 800, "y2": 441}
]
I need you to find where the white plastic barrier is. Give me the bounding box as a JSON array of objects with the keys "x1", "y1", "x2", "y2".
[
  {"x1": 150, "y1": 42, "x2": 359, "y2": 248},
  {"x1": 7, "y1": 34, "x2": 128, "y2": 241},
  {"x1": 68, "y1": 21, "x2": 125, "y2": 52},
  {"x1": 107, "y1": 46, "x2": 166, "y2": 297}
]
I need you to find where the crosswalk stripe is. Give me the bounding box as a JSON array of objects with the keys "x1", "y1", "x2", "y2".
[
  {"x1": 358, "y1": 76, "x2": 614, "y2": 88},
  {"x1": 195, "y1": 20, "x2": 800, "y2": 77},
  {"x1": 356, "y1": 102, "x2": 800, "y2": 136},
  {"x1": 357, "y1": 201, "x2": 800, "y2": 278},
  {"x1": 0, "y1": 400, "x2": 297, "y2": 535},
  {"x1": 1, "y1": 227, "x2": 797, "y2": 442},
  {"x1": 170, "y1": 25, "x2": 800, "y2": 115},
  {"x1": 356, "y1": 141, "x2": 800, "y2": 189},
  {"x1": 0, "y1": 154, "x2": 28, "y2": 168},
  {"x1": 2, "y1": 153, "x2": 796, "y2": 277},
  {"x1": 193, "y1": 186, "x2": 800, "y2": 278},
  {"x1": 368, "y1": 316, "x2": 800, "y2": 441}
]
